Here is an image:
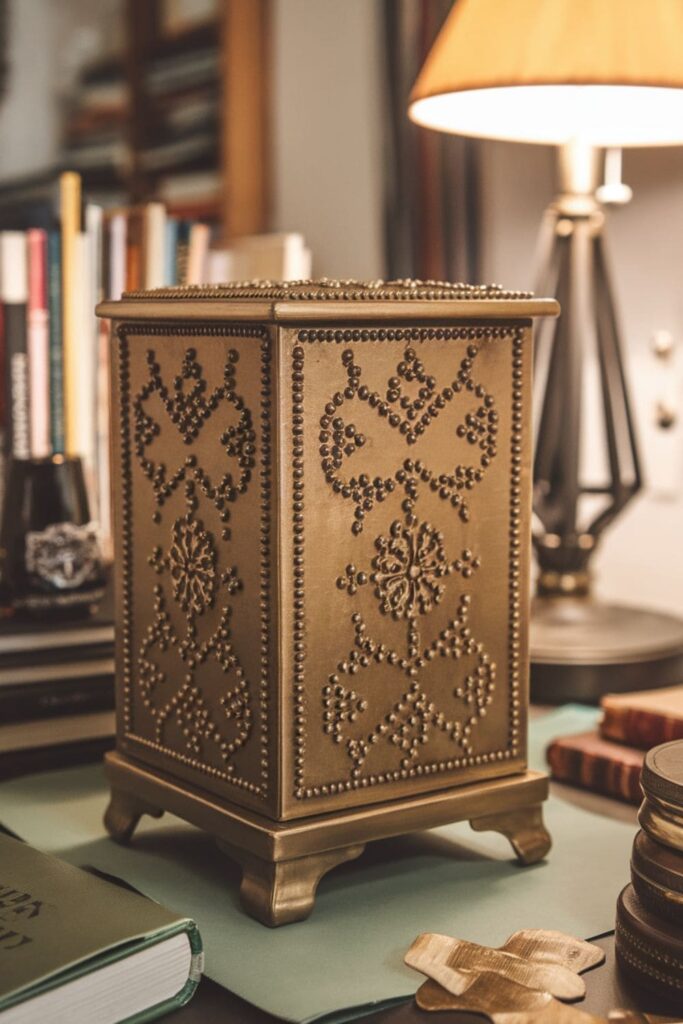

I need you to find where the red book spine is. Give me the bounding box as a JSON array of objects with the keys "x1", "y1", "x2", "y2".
[
  {"x1": 546, "y1": 731, "x2": 644, "y2": 804},
  {"x1": 27, "y1": 228, "x2": 51, "y2": 458},
  {"x1": 600, "y1": 707, "x2": 683, "y2": 749}
]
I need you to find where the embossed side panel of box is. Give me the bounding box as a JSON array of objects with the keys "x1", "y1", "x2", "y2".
[
  {"x1": 112, "y1": 322, "x2": 278, "y2": 816},
  {"x1": 279, "y1": 322, "x2": 531, "y2": 819}
]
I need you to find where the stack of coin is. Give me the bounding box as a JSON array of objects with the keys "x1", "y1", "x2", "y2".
[{"x1": 615, "y1": 739, "x2": 683, "y2": 1002}]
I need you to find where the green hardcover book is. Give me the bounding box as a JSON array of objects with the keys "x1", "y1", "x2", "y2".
[{"x1": 0, "y1": 833, "x2": 202, "y2": 1022}]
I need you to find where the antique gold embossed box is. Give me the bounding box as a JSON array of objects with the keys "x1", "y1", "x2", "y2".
[{"x1": 97, "y1": 280, "x2": 558, "y2": 926}]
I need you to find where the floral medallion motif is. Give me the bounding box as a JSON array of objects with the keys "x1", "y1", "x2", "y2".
[
  {"x1": 168, "y1": 514, "x2": 217, "y2": 614},
  {"x1": 336, "y1": 516, "x2": 480, "y2": 620},
  {"x1": 372, "y1": 519, "x2": 447, "y2": 618}
]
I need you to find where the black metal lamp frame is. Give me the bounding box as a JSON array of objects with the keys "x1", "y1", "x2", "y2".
[{"x1": 529, "y1": 142, "x2": 683, "y2": 702}]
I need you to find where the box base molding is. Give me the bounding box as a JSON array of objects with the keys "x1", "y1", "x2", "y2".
[{"x1": 103, "y1": 750, "x2": 551, "y2": 927}]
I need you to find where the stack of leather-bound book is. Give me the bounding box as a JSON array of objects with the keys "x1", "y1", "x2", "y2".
[
  {"x1": 615, "y1": 740, "x2": 683, "y2": 1005},
  {"x1": 547, "y1": 685, "x2": 683, "y2": 804}
]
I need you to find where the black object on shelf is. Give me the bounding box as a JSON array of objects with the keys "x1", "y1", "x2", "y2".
[{"x1": 0, "y1": 455, "x2": 106, "y2": 619}]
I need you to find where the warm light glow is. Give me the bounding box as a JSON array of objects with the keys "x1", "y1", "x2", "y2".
[{"x1": 409, "y1": 86, "x2": 683, "y2": 146}]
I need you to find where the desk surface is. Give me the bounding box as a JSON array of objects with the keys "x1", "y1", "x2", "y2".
[
  {"x1": 173, "y1": 783, "x2": 678, "y2": 1022},
  {"x1": 177, "y1": 933, "x2": 681, "y2": 1022},
  {"x1": 7, "y1": 711, "x2": 672, "y2": 1022}
]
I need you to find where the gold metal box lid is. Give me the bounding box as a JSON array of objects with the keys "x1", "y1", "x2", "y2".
[{"x1": 97, "y1": 278, "x2": 559, "y2": 322}]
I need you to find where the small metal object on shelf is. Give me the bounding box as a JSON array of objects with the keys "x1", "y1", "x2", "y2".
[{"x1": 97, "y1": 278, "x2": 557, "y2": 926}]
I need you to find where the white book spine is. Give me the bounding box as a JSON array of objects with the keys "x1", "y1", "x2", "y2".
[
  {"x1": 109, "y1": 213, "x2": 127, "y2": 300},
  {"x1": 0, "y1": 231, "x2": 28, "y2": 303},
  {"x1": 1, "y1": 231, "x2": 30, "y2": 460},
  {"x1": 144, "y1": 202, "x2": 167, "y2": 289},
  {"x1": 206, "y1": 249, "x2": 236, "y2": 284},
  {"x1": 186, "y1": 223, "x2": 210, "y2": 284}
]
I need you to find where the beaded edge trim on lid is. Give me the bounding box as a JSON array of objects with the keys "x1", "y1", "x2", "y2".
[{"x1": 122, "y1": 278, "x2": 534, "y2": 302}]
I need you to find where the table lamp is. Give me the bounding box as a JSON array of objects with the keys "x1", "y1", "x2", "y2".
[{"x1": 409, "y1": 0, "x2": 683, "y2": 701}]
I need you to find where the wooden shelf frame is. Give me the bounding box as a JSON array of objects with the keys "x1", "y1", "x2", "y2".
[{"x1": 122, "y1": 0, "x2": 270, "y2": 237}]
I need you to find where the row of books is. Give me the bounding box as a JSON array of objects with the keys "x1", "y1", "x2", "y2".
[
  {"x1": 0, "y1": 174, "x2": 210, "y2": 551},
  {"x1": 547, "y1": 684, "x2": 683, "y2": 803},
  {"x1": 0, "y1": 166, "x2": 311, "y2": 558}
]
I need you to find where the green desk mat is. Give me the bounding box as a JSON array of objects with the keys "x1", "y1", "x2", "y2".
[{"x1": 0, "y1": 706, "x2": 634, "y2": 1023}]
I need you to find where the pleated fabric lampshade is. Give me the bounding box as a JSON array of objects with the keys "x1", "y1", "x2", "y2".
[{"x1": 408, "y1": 0, "x2": 683, "y2": 146}]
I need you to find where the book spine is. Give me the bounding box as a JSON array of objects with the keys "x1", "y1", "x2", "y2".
[
  {"x1": 0, "y1": 303, "x2": 6, "y2": 480},
  {"x1": 60, "y1": 171, "x2": 82, "y2": 457},
  {"x1": 48, "y1": 229, "x2": 65, "y2": 454},
  {"x1": 547, "y1": 739, "x2": 643, "y2": 804},
  {"x1": 125, "y1": 209, "x2": 143, "y2": 292},
  {"x1": 0, "y1": 675, "x2": 114, "y2": 724},
  {"x1": 1, "y1": 301, "x2": 9, "y2": 461},
  {"x1": 0, "y1": 232, "x2": 30, "y2": 460},
  {"x1": 176, "y1": 220, "x2": 191, "y2": 284},
  {"x1": 186, "y1": 222, "x2": 210, "y2": 284},
  {"x1": 108, "y1": 213, "x2": 127, "y2": 300},
  {"x1": 73, "y1": 232, "x2": 96, "y2": 489},
  {"x1": 85, "y1": 204, "x2": 103, "y2": 530},
  {"x1": 26, "y1": 228, "x2": 51, "y2": 458},
  {"x1": 164, "y1": 217, "x2": 179, "y2": 286},
  {"x1": 143, "y1": 201, "x2": 167, "y2": 288},
  {"x1": 601, "y1": 707, "x2": 683, "y2": 749}
]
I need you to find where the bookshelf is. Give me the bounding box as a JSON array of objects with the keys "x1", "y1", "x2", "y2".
[
  {"x1": 220, "y1": 0, "x2": 270, "y2": 238},
  {"x1": 83, "y1": 0, "x2": 271, "y2": 236},
  {"x1": 0, "y1": 1, "x2": 271, "y2": 759}
]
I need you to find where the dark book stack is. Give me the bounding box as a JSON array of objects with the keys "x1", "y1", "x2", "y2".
[
  {"x1": 0, "y1": 593, "x2": 114, "y2": 777},
  {"x1": 60, "y1": 56, "x2": 131, "y2": 195},
  {"x1": 143, "y1": 23, "x2": 221, "y2": 219},
  {"x1": 546, "y1": 684, "x2": 683, "y2": 804}
]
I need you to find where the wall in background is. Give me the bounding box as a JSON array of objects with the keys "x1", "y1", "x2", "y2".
[
  {"x1": 481, "y1": 141, "x2": 683, "y2": 614},
  {"x1": 0, "y1": 0, "x2": 122, "y2": 179},
  {"x1": 0, "y1": 0, "x2": 59, "y2": 177},
  {"x1": 271, "y1": 0, "x2": 385, "y2": 280}
]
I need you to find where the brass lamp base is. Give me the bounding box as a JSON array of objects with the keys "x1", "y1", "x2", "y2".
[
  {"x1": 103, "y1": 750, "x2": 551, "y2": 927},
  {"x1": 530, "y1": 596, "x2": 683, "y2": 705}
]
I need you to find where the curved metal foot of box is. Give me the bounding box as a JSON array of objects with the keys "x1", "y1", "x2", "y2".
[
  {"x1": 103, "y1": 750, "x2": 551, "y2": 925},
  {"x1": 469, "y1": 804, "x2": 552, "y2": 865},
  {"x1": 104, "y1": 786, "x2": 164, "y2": 844},
  {"x1": 219, "y1": 841, "x2": 366, "y2": 927}
]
